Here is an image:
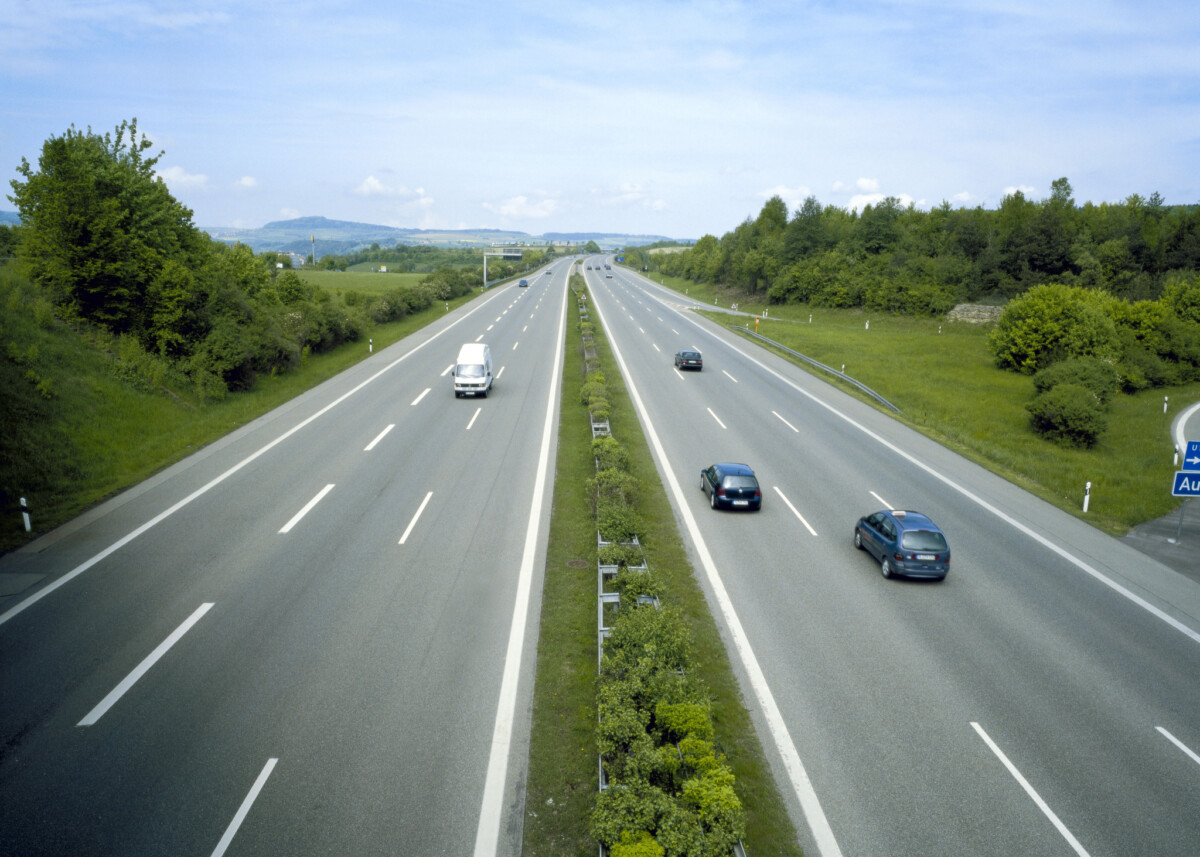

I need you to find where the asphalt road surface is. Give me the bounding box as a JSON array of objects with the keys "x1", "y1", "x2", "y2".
[
  {"x1": 0, "y1": 264, "x2": 571, "y2": 857},
  {"x1": 584, "y1": 259, "x2": 1200, "y2": 857}
]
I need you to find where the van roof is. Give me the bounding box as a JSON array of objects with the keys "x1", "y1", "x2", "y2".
[{"x1": 457, "y1": 343, "x2": 489, "y2": 358}]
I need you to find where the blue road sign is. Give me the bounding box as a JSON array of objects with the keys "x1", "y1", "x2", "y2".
[
  {"x1": 1172, "y1": 471, "x2": 1200, "y2": 497},
  {"x1": 1183, "y1": 440, "x2": 1200, "y2": 472}
]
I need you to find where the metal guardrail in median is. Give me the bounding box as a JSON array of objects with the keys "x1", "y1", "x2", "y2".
[{"x1": 732, "y1": 325, "x2": 901, "y2": 414}]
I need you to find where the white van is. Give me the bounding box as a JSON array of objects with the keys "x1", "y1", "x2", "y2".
[{"x1": 453, "y1": 343, "x2": 493, "y2": 398}]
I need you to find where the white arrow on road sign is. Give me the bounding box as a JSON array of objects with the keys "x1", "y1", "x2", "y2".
[{"x1": 1184, "y1": 440, "x2": 1200, "y2": 471}]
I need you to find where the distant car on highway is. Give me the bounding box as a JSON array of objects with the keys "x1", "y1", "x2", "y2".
[
  {"x1": 674, "y1": 350, "x2": 703, "y2": 371},
  {"x1": 854, "y1": 510, "x2": 950, "y2": 580},
  {"x1": 700, "y1": 463, "x2": 762, "y2": 511},
  {"x1": 519, "y1": 279, "x2": 529, "y2": 287}
]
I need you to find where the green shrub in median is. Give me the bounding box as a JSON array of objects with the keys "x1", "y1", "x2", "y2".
[
  {"x1": 593, "y1": 604, "x2": 746, "y2": 856},
  {"x1": 580, "y1": 285, "x2": 748, "y2": 856},
  {"x1": 598, "y1": 497, "x2": 641, "y2": 543},
  {"x1": 593, "y1": 435, "x2": 630, "y2": 472}
]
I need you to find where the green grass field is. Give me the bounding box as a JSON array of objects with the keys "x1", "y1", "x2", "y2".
[{"x1": 295, "y1": 269, "x2": 428, "y2": 293}]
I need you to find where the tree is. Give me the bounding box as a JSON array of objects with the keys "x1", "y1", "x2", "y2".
[
  {"x1": 988, "y1": 283, "x2": 1120, "y2": 373},
  {"x1": 8, "y1": 119, "x2": 202, "y2": 339}
]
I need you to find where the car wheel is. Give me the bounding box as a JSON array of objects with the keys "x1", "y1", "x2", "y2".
[
  {"x1": 880, "y1": 557, "x2": 892, "y2": 579},
  {"x1": 710, "y1": 490, "x2": 718, "y2": 509},
  {"x1": 854, "y1": 530, "x2": 863, "y2": 550}
]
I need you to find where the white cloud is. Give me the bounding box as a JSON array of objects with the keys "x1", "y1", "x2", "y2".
[
  {"x1": 235, "y1": 176, "x2": 258, "y2": 189},
  {"x1": 951, "y1": 191, "x2": 972, "y2": 204},
  {"x1": 1003, "y1": 184, "x2": 1037, "y2": 199},
  {"x1": 482, "y1": 195, "x2": 560, "y2": 219},
  {"x1": 846, "y1": 192, "x2": 915, "y2": 212},
  {"x1": 761, "y1": 184, "x2": 813, "y2": 211},
  {"x1": 856, "y1": 177, "x2": 880, "y2": 192},
  {"x1": 157, "y1": 165, "x2": 207, "y2": 190},
  {"x1": 354, "y1": 175, "x2": 394, "y2": 196}
]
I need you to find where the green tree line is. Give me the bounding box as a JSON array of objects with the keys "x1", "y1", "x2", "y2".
[
  {"x1": 643, "y1": 179, "x2": 1200, "y2": 314},
  {"x1": 5, "y1": 120, "x2": 479, "y2": 398}
]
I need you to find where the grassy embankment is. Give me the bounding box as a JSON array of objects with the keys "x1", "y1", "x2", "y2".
[
  {"x1": 637, "y1": 270, "x2": 1199, "y2": 535},
  {"x1": 0, "y1": 268, "x2": 478, "y2": 552},
  {"x1": 521, "y1": 275, "x2": 803, "y2": 856}
]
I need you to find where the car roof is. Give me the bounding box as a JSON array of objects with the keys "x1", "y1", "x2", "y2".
[
  {"x1": 713, "y1": 462, "x2": 754, "y2": 475},
  {"x1": 884, "y1": 510, "x2": 940, "y2": 530}
]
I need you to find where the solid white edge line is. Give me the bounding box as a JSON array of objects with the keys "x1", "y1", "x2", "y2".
[
  {"x1": 364, "y1": 424, "x2": 395, "y2": 451},
  {"x1": 473, "y1": 274, "x2": 566, "y2": 856},
  {"x1": 773, "y1": 410, "x2": 799, "y2": 433},
  {"x1": 1157, "y1": 726, "x2": 1200, "y2": 766},
  {"x1": 411, "y1": 387, "x2": 430, "y2": 406},
  {"x1": 279, "y1": 484, "x2": 334, "y2": 534},
  {"x1": 78, "y1": 602, "x2": 214, "y2": 726},
  {"x1": 1174, "y1": 401, "x2": 1200, "y2": 453},
  {"x1": 209, "y1": 758, "x2": 278, "y2": 857},
  {"x1": 774, "y1": 486, "x2": 818, "y2": 536},
  {"x1": 398, "y1": 492, "x2": 433, "y2": 545},
  {"x1": 0, "y1": 293, "x2": 501, "y2": 627},
  {"x1": 587, "y1": 289, "x2": 845, "y2": 857},
  {"x1": 971, "y1": 722, "x2": 1092, "y2": 857},
  {"x1": 467, "y1": 407, "x2": 482, "y2": 430},
  {"x1": 707, "y1": 407, "x2": 727, "y2": 429},
  {"x1": 644, "y1": 285, "x2": 1200, "y2": 647}
]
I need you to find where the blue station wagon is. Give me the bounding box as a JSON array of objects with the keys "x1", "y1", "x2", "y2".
[{"x1": 854, "y1": 510, "x2": 950, "y2": 580}]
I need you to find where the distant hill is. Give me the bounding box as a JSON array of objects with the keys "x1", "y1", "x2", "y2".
[
  {"x1": 201, "y1": 216, "x2": 680, "y2": 254},
  {"x1": 1, "y1": 209, "x2": 684, "y2": 252}
]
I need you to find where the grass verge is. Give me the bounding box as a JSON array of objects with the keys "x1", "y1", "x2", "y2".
[{"x1": 522, "y1": 283, "x2": 803, "y2": 855}]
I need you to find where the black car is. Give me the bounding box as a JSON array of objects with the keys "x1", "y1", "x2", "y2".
[
  {"x1": 854, "y1": 510, "x2": 950, "y2": 580},
  {"x1": 674, "y1": 349, "x2": 703, "y2": 371},
  {"x1": 700, "y1": 463, "x2": 762, "y2": 510}
]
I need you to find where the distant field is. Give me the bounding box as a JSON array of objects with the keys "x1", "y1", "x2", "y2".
[{"x1": 295, "y1": 269, "x2": 427, "y2": 293}]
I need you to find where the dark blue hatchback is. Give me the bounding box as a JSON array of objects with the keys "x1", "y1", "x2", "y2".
[
  {"x1": 854, "y1": 510, "x2": 950, "y2": 580},
  {"x1": 701, "y1": 463, "x2": 762, "y2": 511}
]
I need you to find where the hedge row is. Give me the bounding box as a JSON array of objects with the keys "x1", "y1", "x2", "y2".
[{"x1": 574, "y1": 284, "x2": 747, "y2": 857}]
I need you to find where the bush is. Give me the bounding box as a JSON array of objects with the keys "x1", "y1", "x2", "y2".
[
  {"x1": 989, "y1": 283, "x2": 1120, "y2": 374},
  {"x1": 1032, "y1": 357, "x2": 1121, "y2": 404},
  {"x1": 591, "y1": 468, "x2": 640, "y2": 503},
  {"x1": 598, "y1": 498, "x2": 641, "y2": 542},
  {"x1": 1026, "y1": 383, "x2": 1107, "y2": 447},
  {"x1": 593, "y1": 436, "x2": 630, "y2": 472}
]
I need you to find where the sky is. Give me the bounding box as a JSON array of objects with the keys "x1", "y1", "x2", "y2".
[{"x1": 3, "y1": 0, "x2": 1199, "y2": 239}]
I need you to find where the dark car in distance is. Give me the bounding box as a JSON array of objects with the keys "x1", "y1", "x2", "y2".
[
  {"x1": 674, "y1": 350, "x2": 703, "y2": 371},
  {"x1": 518, "y1": 279, "x2": 529, "y2": 287},
  {"x1": 700, "y1": 463, "x2": 762, "y2": 510},
  {"x1": 854, "y1": 510, "x2": 950, "y2": 580}
]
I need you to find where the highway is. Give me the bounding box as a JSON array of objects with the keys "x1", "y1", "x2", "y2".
[
  {"x1": 0, "y1": 264, "x2": 570, "y2": 857},
  {"x1": 582, "y1": 259, "x2": 1200, "y2": 857}
]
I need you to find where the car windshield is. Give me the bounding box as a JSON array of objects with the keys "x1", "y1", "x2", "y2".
[
  {"x1": 681, "y1": 352, "x2": 700, "y2": 359},
  {"x1": 457, "y1": 364, "x2": 485, "y2": 378},
  {"x1": 901, "y1": 530, "x2": 948, "y2": 551},
  {"x1": 723, "y1": 475, "x2": 758, "y2": 489}
]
